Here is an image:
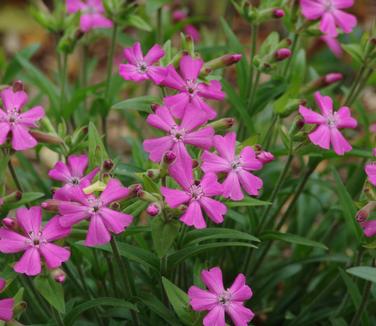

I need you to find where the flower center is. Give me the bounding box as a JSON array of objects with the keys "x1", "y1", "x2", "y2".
[
  {"x1": 69, "y1": 177, "x2": 80, "y2": 186},
  {"x1": 170, "y1": 126, "x2": 186, "y2": 142},
  {"x1": 324, "y1": 0, "x2": 334, "y2": 11},
  {"x1": 230, "y1": 157, "x2": 242, "y2": 170},
  {"x1": 7, "y1": 110, "x2": 20, "y2": 125},
  {"x1": 326, "y1": 114, "x2": 337, "y2": 128},
  {"x1": 26, "y1": 231, "x2": 46, "y2": 248},
  {"x1": 185, "y1": 79, "x2": 198, "y2": 96},
  {"x1": 137, "y1": 61, "x2": 148, "y2": 74},
  {"x1": 88, "y1": 198, "x2": 103, "y2": 214},
  {"x1": 218, "y1": 291, "x2": 232, "y2": 306},
  {"x1": 189, "y1": 183, "x2": 204, "y2": 200}
]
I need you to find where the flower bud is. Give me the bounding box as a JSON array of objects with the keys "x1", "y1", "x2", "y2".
[
  {"x1": 172, "y1": 10, "x2": 187, "y2": 22},
  {"x1": 273, "y1": 9, "x2": 285, "y2": 18},
  {"x1": 208, "y1": 117, "x2": 236, "y2": 130},
  {"x1": 356, "y1": 201, "x2": 376, "y2": 223},
  {"x1": 151, "y1": 104, "x2": 160, "y2": 112},
  {"x1": 129, "y1": 184, "x2": 143, "y2": 196},
  {"x1": 12, "y1": 80, "x2": 24, "y2": 92},
  {"x1": 275, "y1": 48, "x2": 292, "y2": 61},
  {"x1": 41, "y1": 199, "x2": 61, "y2": 212},
  {"x1": 324, "y1": 73, "x2": 343, "y2": 85},
  {"x1": 146, "y1": 169, "x2": 160, "y2": 180},
  {"x1": 137, "y1": 190, "x2": 159, "y2": 202},
  {"x1": 2, "y1": 191, "x2": 22, "y2": 204},
  {"x1": 202, "y1": 54, "x2": 242, "y2": 74},
  {"x1": 163, "y1": 151, "x2": 177, "y2": 165},
  {"x1": 2, "y1": 217, "x2": 17, "y2": 230},
  {"x1": 29, "y1": 130, "x2": 64, "y2": 145},
  {"x1": 192, "y1": 160, "x2": 199, "y2": 169},
  {"x1": 51, "y1": 268, "x2": 66, "y2": 283},
  {"x1": 146, "y1": 203, "x2": 161, "y2": 217},
  {"x1": 257, "y1": 151, "x2": 275, "y2": 164},
  {"x1": 110, "y1": 202, "x2": 120, "y2": 210},
  {"x1": 103, "y1": 160, "x2": 114, "y2": 171}
]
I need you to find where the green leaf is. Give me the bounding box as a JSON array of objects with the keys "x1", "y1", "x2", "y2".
[
  {"x1": 112, "y1": 96, "x2": 160, "y2": 113},
  {"x1": 138, "y1": 294, "x2": 180, "y2": 325},
  {"x1": 168, "y1": 242, "x2": 257, "y2": 268},
  {"x1": 346, "y1": 266, "x2": 376, "y2": 283},
  {"x1": 1, "y1": 192, "x2": 45, "y2": 211},
  {"x1": 260, "y1": 231, "x2": 328, "y2": 250},
  {"x1": 331, "y1": 167, "x2": 362, "y2": 241},
  {"x1": 183, "y1": 227, "x2": 260, "y2": 245},
  {"x1": 342, "y1": 44, "x2": 363, "y2": 65},
  {"x1": 64, "y1": 297, "x2": 138, "y2": 326},
  {"x1": 34, "y1": 275, "x2": 65, "y2": 313},
  {"x1": 162, "y1": 277, "x2": 201, "y2": 326},
  {"x1": 225, "y1": 197, "x2": 271, "y2": 207},
  {"x1": 88, "y1": 122, "x2": 108, "y2": 170},
  {"x1": 142, "y1": 174, "x2": 160, "y2": 194},
  {"x1": 128, "y1": 14, "x2": 152, "y2": 32},
  {"x1": 85, "y1": 241, "x2": 159, "y2": 271},
  {"x1": 151, "y1": 216, "x2": 180, "y2": 257}
]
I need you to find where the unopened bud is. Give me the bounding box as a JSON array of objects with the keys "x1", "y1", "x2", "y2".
[
  {"x1": 257, "y1": 151, "x2": 275, "y2": 164},
  {"x1": 41, "y1": 199, "x2": 61, "y2": 212},
  {"x1": 3, "y1": 191, "x2": 22, "y2": 203},
  {"x1": 12, "y1": 80, "x2": 24, "y2": 92},
  {"x1": 192, "y1": 160, "x2": 199, "y2": 169},
  {"x1": 129, "y1": 184, "x2": 143, "y2": 196},
  {"x1": 2, "y1": 217, "x2": 17, "y2": 229},
  {"x1": 202, "y1": 54, "x2": 242, "y2": 74},
  {"x1": 151, "y1": 104, "x2": 159, "y2": 112},
  {"x1": 110, "y1": 202, "x2": 120, "y2": 210},
  {"x1": 137, "y1": 190, "x2": 159, "y2": 202},
  {"x1": 103, "y1": 160, "x2": 114, "y2": 171},
  {"x1": 208, "y1": 117, "x2": 236, "y2": 130},
  {"x1": 172, "y1": 10, "x2": 187, "y2": 22},
  {"x1": 51, "y1": 268, "x2": 66, "y2": 283},
  {"x1": 163, "y1": 151, "x2": 177, "y2": 164},
  {"x1": 146, "y1": 169, "x2": 160, "y2": 180},
  {"x1": 356, "y1": 201, "x2": 376, "y2": 222},
  {"x1": 146, "y1": 203, "x2": 161, "y2": 217},
  {"x1": 275, "y1": 48, "x2": 292, "y2": 61},
  {"x1": 273, "y1": 8, "x2": 285, "y2": 18},
  {"x1": 29, "y1": 130, "x2": 64, "y2": 145},
  {"x1": 324, "y1": 73, "x2": 343, "y2": 85}
]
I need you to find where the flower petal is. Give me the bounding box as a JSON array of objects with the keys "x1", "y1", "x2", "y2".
[
  {"x1": 48, "y1": 161, "x2": 72, "y2": 183},
  {"x1": 299, "y1": 106, "x2": 326, "y2": 124},
  {"x1": 201, "y1": 151, "x2": 231, "y2": 174},
  {"x1": 14, "y1": 247, "x2": 42, "y2": 276},
  {"x1": 320, "y1": 12, "x2": 338, "y2": 37},
  {"x1": 333, "y1": 9, "x2": 357, "y2": 34},
  {"x1": 203, "y1": 305, "x2": 225, "y2": 326},
  {"x1": 240, "y1": 146, "x2": 263, "y2": 171},
  {"x1": 119, "y1": 64, "x2": 148, "y2": 83},
  {"x1": 226, "y1": 302, "x2": 255, "y2": 326},
  {"x1": 179, "y1": 55, "x2": 203, "y2": 81},
  {"x1": 330, "y1": 127, "x2": 352, "y2": 155},
  {"x1": 188, "y1": 286, "x2": 218, "y2": 311},
  {"x1": 144, "y1": 44, "x2": 165, "y2": 65},
  {"x1": 19, "y1": 106, "x2": 44, "y2": 127},
  {"x1": 308, "y1": 124, "x2": 331, "y2": 150},
  {"x1": 146, "y1": 106, "x2": 175, "y2": 132},
  {"x1": 0, "y1": 229, "x2": 29, "y2": 253},
  {"x1": 100, "y1": 207, "x2": 133, "y2": 234},
  {"x1": 161, "y1": 65, "x2": 186, "y2": 90},
  {"x1": 201, "y1": 267, "x2": 225, "y2": 295},
  {"x1": 67, "y1": 154, "x2": 89, "y2": 178},
  {"x1": 42, "y1": 216, "x2": 72, "y2": 241},
  {"x1": 223, "y1": 171, "x2": 244, "y2": 201},
  {"x1": 200, "y1": 173, "x2": 223, "y2": 196},
  {"x1": 180, "y1": 104, "x2": 208, "y2": 131},
  {"x1": 11, "y1": 124, "x2": 37, "y2": 151},
  {"x1": 180, "y1": 201, "x2": 206, "y2": 229},
  {"x1": 300, "y1": 0, "x2": 325, "y2": 20},
  {"x1": 147, "y1": 66, "x2": 168, "y2": 85},
  {"x1": 0, "y1": 122, "x2": 11, "y2": 146},
  {"x1": 184, "y1": 127, "x2": 214, "y2": 150},
  {"x1": 238, "y1": 169, "x2": 263, "y2": 197},
  {"x1": 197, "y1": 80, "x2": 225, "y2": 101},
  {"x1": 335, "y1": 106, "x2": 357, "y2": 129},
  {"x1": 85, "y1": 214, "x2": 111, "y2": 246},
  {"x1": 16, "y1": 206, "x2": 42, "y2": 235},
  {"x1": 143, "y1": 136, "x2": 174, "y2": 162},
  {"x1": 0, "y1": 88, "x2": 28, "y2": 111},
  {"x1": 164, "y1": 92, "x2": 190, "y2": 119},
  {"x1": 0, "y1": 298, "x2": 14, "y2": 322},
  {"x1": 228, "y1": 273, "x2": 253, "y2": 301},
  {"x1": 214, "y1": 132, "x2": 236, "y2": 162},
  {"x1": 200, "y1": 197, "x2": 226, "y2": 224},
  {"x1": 100, "y1": 179, "x2": 130, "y2": 205},
  {"x1": 161, "y1": 187, "x2": 190, "y2": 208},
  {"x1": 40, "y1": 243, "x2": 70, "y2": 269},
  {"x1": 314, "y1": 92, "x2": 333, "y2": 116}
]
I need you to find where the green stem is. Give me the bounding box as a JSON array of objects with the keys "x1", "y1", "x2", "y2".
[
  {"x1": 82, "y1": 45, "x2": 89, "y2": 111},
  {"x1": 110, "y1": 237, "x2": 140, "y2": 326},
  {"x1": 60, "y1": 53, "x2": 68, "y2": 115},
  {"x1": 282, "y1": 33, "x2": 299, "y2": 77},
  {"x1": 349, "y1": 258, "x2": 375, "y2": 326},
  {"x1": 347, "y1": 68, "x2": 373, "y2": 106},
  {"x1": 157, "y1": 7, "x2": 163, "y2": 43},
  {"x1": 248, "y1": 70, "x2": 261, "y2": 114},
  {"x1": 246, "y1": 24, "x2": 258, "y2": 98}
]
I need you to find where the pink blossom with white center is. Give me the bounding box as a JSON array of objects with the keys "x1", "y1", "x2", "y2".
[
  {"x1": 161, "y1": 159, "x2": 226, "y2": 229},
  {"x1": 161, "y1": 55, "x2": 225, "y2": 120},
  {"x1": 66, "y1": 0, "x2": 113, "y2": 32},
  {"x1": 48, "y1": 154, "x2": 99, "y2": 200},
  {"x1": 188, "y1": 267, "x2": 254, "y2": 326},
  {"x1": 299, "y1": 92, "x2": 357, "y2": 155},
  {"x1": 201, "y1": 132, "x2": 264, "y2": 201},
  {"x1": 0, "y1": 207, "x2": 71, "y2": 276},
  {"x1": 143, "y1": 104, "x2": 214, "y2": 162},
  {"x1": 0, "y1": 87, "x2": 45, "y2": 151},
  {"x1": 119, "y1": 42, "x2": 167, "y2": 85},
  {"x1": 58, "y1": 179, "x2": 133, "y2": 246},
  {"x1": 300, "y1": 0, "x2": 357, "y2": 37}
]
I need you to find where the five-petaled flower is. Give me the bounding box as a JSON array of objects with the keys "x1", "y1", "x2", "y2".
[
  {"x1": 0, "y1": 87, "x2": 45, "y2": 151},
  {"x1": 188, "y1": 266, "x2": 254, "y2": 326},
  {"x1": 58, "y1": 179, "x2": 133, "y2": 246},
  {"x1": 300, "y1": 0, "x2": 357, "y2": 37},
  {"x1": 161, "y1": 158, "x2": 227, "y2": 229},
  {"x1": 161, "y1": 55, "x2": 225, "y2": 120},
  {"x1": 0, "y1": 207, "x2": 71, "y2": 276},
  {"x1": 143, "y1": 104, "x2": 214, "y2": 162},
  {"x1": 119, "y1": 42, "x2": 167, "y2": 85},
  {"x1": 202, "y1": 132, "x2": 264, "y2": 201},
  {"x1": 66, "y1": 0, "x2": 113, "y2": 32},
  {"x1": 48, "y1": 154, "x2": 99, "y2": 200},
  {"x1": 299, "y1": 92, "x2": 357, "y2": 155}
]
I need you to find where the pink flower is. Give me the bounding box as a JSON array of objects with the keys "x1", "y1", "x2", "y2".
[
  {"x1": 0, "y1": 207, "x2": 71, "y2": 276},
  {"x1": 257, "y1": 150, "x2": 275, "y2": 164},
  {"x1": 143, "y1": 105, "x2": 214, "y2": 162},
  {"x1": 161, "y1": 159, "x2": 227, "y2": 229},
  {"x1": 58, "y1": 179, "x2": 133, "y2": 246},
  {"x1": 299, "y1": 92, "x2": 357, "y2": 155},
  {"x1": 365, "y1": 150, "x2": 376, "y2": 186},
  {"x1": 161, "y1": 55, "x2": 225, "y2": 120},
  {"x1": 188, "y1": 267, "x2": 254, "y2": 326},
  {"x1": 66, "y1": 0, "x2": 113, "y2": 32},
  {"x1": 0, "y1": 299, "x2": 13, "y2": 322},
  {"x1": 201, "y1": 132, "x2": 263, "y2": 201},
  {"x1": 0, "y1": 87, "x2": 45, "y2": 151},
  {"x1": 48, "y1": 154, "x2": 99, "y2": 200},
  {"x1": 321, "y1": 35, "x2": 343, "y2": 57},
  {"x1": 119, "y1": 42, "x2": 167, "y2": 85},
  {"x1": 360, "y1": 220, "x2": 376, "y2": 238},
  {"x1": 300, "y1": 0, "x2": 357, "y2": 37},
  {"x1": 370, "y1": 124, "x2": 376, "y2": 133}
]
